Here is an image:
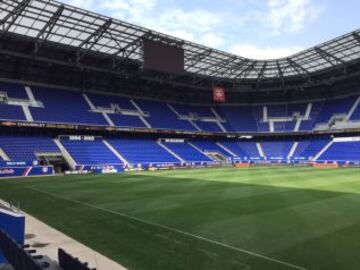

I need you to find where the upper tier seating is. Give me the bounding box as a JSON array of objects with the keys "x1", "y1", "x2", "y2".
[
  {"x1": 267, "y1": 103, "x2": 307, "y2": 118},
  {"x1": 0, "y1": 136, "x2": 59, "y2": 161},
  {"x1": 61, "y1": 138, "x2": 121, "y2": 165},
  {"x1": 0, "y1": 82, "x2": 360, "y2": 134},
  {"x1": 349, "y1": 98, "x2": 360, "y2": 121},
  {"x1": 163, "y1": 142, "x2": 212, "y2": 162},
  {"x1": 0, "y1": 82, "x2": 28, "y2": 99},
  {"x1": 316, "y1": 97, "x2": 355, "y2": 125},
  {"x1": 216, "y1": 106, "x2": 258, "y2": 132},
  {"x1": 108, "y1": 139, "x2": 179, "y2": 165},
  {"x1": 0, "y1": 104, "x2": 26, "y2": 121},
  {"x1": 0, "y1": 83, "x2": 28, "y2": 121},
  {"x1": 274, "y1": 122, "x2": 296, "y2": 132},
  {"x1": 195, "y1": 121, "x2": 222, "y2": 132},
  {"x1": 30, "y1": 87, "x2": 108, "y2": 126},
  {"x1": 135, "y1": 100, "x2": 195, "y2": 131},
  {"x1": 87, "y1": 94, "x2": 146, "y2": 128},
  {"x1": 318, "y1": 141, "x2": 360, "y2": 161},
  {"x1": 261, "y1": 141, "x2": 293, "y2": 159},
  {"x1": 299, "y1": 102, "x2": 323, "y2": 131}
]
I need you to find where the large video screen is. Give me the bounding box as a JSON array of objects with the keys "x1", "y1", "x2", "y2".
[{"x1": 142, "y1": 39, "x2": 184, "y2": 74}]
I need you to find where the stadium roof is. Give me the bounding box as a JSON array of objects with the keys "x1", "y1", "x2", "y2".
[{"x1": 1, "y1": 0, "x2": 360, "y2": 83}]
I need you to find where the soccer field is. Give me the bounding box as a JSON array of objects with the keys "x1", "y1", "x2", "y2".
[{"x1": 1, "y1": 167, "x2": 360, "y2": 270}]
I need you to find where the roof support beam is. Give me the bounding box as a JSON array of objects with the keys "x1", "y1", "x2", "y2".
[
  {"x1": 192, "y1": 58, "x2": 248, "y2": 85},
  {"x1": 76, "y1": 19, "x2": 112, "y2": 63},
  {"x1": 112, "y1": 34, "x2": 146, "y2": 58},
  {"x1": 233, "y1": 61, "x2": 257, "y2": 80},
  {"x1": 186, "y1": 49, "x2": 213, "y2": 69},
  {"x1": 112, "y1": 40, "x2": 143, "y2": 70},
  {"x1": 276, "y1": 60, "x2": 285, "y2": 88},
  {"x1": 287, "y1": 58, "x2": 312, "y2": 82},
  {"x1": 0, "y1": 0, "x2": 32, "y2": 36},
  {"x1": 314, "y1": 47, "x2": 345, "y2": 67},
  {"x1": 33, "y1": 5, "x2": 65, "y2": 54},
  {"x1": 353, "y1": 32, "x2": 360, "y2": 44},
  {"x1": 256, "y1": 62, "x2": 267, "y2": 87}
]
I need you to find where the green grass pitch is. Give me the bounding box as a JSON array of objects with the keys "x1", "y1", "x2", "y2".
[{"x1": 1, "y1": 167, "x2": 360, "y2": 270}]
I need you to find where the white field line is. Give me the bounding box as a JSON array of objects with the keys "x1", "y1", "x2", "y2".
[{"x1": 28, "y1": 187, "x2": 309, "y2": 270}]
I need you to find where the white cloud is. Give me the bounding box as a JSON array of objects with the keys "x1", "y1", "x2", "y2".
[
  {"x1": 199, "y1": 33, "x2": 224, "y2": 48},
  {"x1": 59, "y1": 0, "x2": 322, "y2": 59},
  {"x1": 100, "y1": 0, "x2": 225, "y2": 48},
  {"x1": 61, "y1": 0, "x2": 95, "y2": 10},
  {"x1": 265, "y1": 0, "x2": 324, "y2": 35},
  {"x1": 229, "y1": 43, "x2": 304, "y2": 60}
]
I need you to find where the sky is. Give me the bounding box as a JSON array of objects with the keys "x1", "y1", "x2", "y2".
[{"x1": 60, "y1": 0, "x2": 360, "y2": 60}]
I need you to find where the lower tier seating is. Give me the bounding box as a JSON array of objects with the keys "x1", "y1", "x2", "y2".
[
  {"x1": 293, "y1": 139, "x2": 330, "y2": 160},
  {"x1": 220, "y1": 142, "x2": 260, "y2": 159},
  {"x1": 191, "y1": 140, "x2": 233, "y2": 158},
  {"x1": 163, "y1": 142, "x2": 213, "y2": 162},
  {"x1": 0, "y1": 136, "x2": 59, "y2": 161},
  {"x1": 108, "y1": 139, "x2": 180, "y2": 165},
  {"x1": 61, "y1": 138, "x2": 121, "y2": 165},
  {"x1": 319, "y1": 141, "x2": 360, "y2": 161},
  {"x1": 2, "y1": 135, "x2": 360, "y2": 165},
  {"x1": 261, "y1": 141, "x2": 294, "y2": 159}
]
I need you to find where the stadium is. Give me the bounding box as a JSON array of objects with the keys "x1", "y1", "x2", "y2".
[{"x1": 0, "y1": 0, "x2": 360, "y2": 269}]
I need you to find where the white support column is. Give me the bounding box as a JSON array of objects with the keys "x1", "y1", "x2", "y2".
[
  {"x1": 23, "y1": 86, "x2": 35, "y2": 121},
  {"x1": 263, "y1": 106, "x2": 268, "y2": 121},
  {"x1": 189, "y1": 120, "x2": 201, "y2": 131},
  {"x1": 167, "y1": 104, "x2": 182, "y2": 117},
  {"x1": 157, "y1": 142, "x2": 184, "y2": 162},
  {"x1": 130, "y1": 99, "x2": 151, "y2": 128},
  {"x1": 256, "y1": 142, "x2": 265, "y2": 158},
  {"x1": 304, "y1": 103, "x2": 312, "y2": 119},
  {"x1": 53, "y1": 139, "x2": 77, "y2": 170},
  {"x1": 82, "y1": 93, "x2": 96, "y2": 110},
  {"x1": 216, "y1": 142, "x2": 238, "y2": 157},
  {"x1": 24, "y1": 86, "x2": 36, "y2": 102},
  {"x1": 269, "y1": 120, "x2": 274, "y2": 133},
  {"x1": 188, "y1": 142, "x2": 215, "y2": 161},
  {"x1": 0, "y1": 147, "x2": 10, "y2": 161},
  {"x1": 102, "y1": 112, "x2": 114, "y2": 127},
  {"x1": 22, "y1": 105, "x2": 33, "y2": 122},
  {"x1": 346, "y1": 96, "x2": 360, "y2": 120},
  {"x1": 294, "y1": 119, "x2": 302, "y2": 132},
  {"x1": 313, "y1": 140, "x2": 334, "y2": 161},
  {"x1": 103, "y1": 140, "x2": 130, "y2": 166},
  {"x1": 287, "y1": 142, "x2": 298, "y2": 159},
  {"x1": 211, "y1": 108, "x2": 227, "y2": 132},
  {"x1": 83, "y1": 93, "x2": 114, "y2": 126}
]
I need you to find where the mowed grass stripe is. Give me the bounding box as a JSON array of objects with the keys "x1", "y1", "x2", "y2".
[{"x1": 26, "y1": 186, "x2": 309, "y2": 270}]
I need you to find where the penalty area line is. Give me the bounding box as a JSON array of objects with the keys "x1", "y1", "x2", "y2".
[{"x1": 28, "y1": 187, "x2": 309, "y2": 270}]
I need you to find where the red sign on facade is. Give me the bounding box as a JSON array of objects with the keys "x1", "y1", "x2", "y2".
[{"x1": 213, "y1": 86, "x2": 226, "y2": 102}]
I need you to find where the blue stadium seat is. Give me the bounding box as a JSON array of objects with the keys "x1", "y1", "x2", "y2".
[
  {"x1": 163, "y1": 142, "x2": 212, "y2": 162},
  {"x1": 319, "y1": 141, "x2": 360, "y2": 161},
  {"x1": 293, "y1": 139, "x2": 329, "y2": 160},
  {"x1": 216, "y1": 141, "x2": 259, "y2": 159},
  {"x1": 30, "y1": 87, "x2": 108, "y2": 126},
  {"x1": 191, "y1": 140, "x2": 233, "y2": 158},
  {"x1": 0, "y1": 104, "x2": 26, "y2": 121},
  {"x1": 0, "y1": 136, "x2": 59, "y2": 161},
  {"x1": 108, "y1": 139, "x2": 180, "y2": 165},
  {"x1": 61, "y1": 138, "x2": 121, "y2": 165},
  {"x1": 261, "y1": 141, "x2": 293, "y2": 159}
]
